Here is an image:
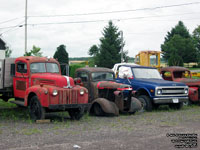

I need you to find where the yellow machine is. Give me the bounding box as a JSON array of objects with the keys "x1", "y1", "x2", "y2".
[{"x1": 135, "y1": 51, "x2": 161, "y2": 68}]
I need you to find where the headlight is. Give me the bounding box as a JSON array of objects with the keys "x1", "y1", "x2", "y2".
[
  {"x1": 52, "y1": 89, "x2": 58, "y2": 96},
  {"x1": 80, "y1": 89, "x2": 85, "y2": 95},
  {"x1": 184, "y1": 89, "x2": 188, "y2": 94},
  {"x1": 157, "y1": 89, "x2": 162, "y2": 95}
]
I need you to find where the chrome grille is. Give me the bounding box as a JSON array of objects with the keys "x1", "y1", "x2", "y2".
[{"x1": 156, "y1": 86, "x2": 188, "y2": 96}]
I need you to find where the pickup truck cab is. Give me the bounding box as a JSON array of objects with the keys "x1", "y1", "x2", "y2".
[
  {"x1": 160, "y1": 66, "x2": 200, "y2": 104},
  {"x1": 113, "y1": 64, "x2": 188, "y2": 111}
]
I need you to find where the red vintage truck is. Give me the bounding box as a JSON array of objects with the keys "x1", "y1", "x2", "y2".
[
  {"x1": 0, "y1": 56, "x2": 89, "y2": 120},
  {"x1": 160, "y1": 66, "x2": 200, "y2": 104}
]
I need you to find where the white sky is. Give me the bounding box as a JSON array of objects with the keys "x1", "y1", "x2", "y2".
[{"x1": 0, "y1": 0, "x2": 200, "y2": 58}]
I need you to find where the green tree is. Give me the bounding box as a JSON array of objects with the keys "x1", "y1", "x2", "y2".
[
  {"x1": 24, "y1": 45, "x2": 42, "y2": 56},
  {"x1": 161, "y1": 21, "x2": 196, "y2": 65},
  {"x1": 89, "y1": 21, "x2": 125, "y2": 68},
  {"x1": 53, "y1": 44, "x2": 69, "y2": 64},
  {"x1": 193, "y1": 25, "x2": 200, "y2": 65},
  {"x1": 5, "y1": 46, "x2": 12, "y2": 57}
]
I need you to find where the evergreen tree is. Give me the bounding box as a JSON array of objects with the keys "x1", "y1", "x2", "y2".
[
  {"x1": 161, "y1": 21, "x2": 196, "y2": 65},
  {"x1": 89, "y1": 21, "x2": 125, "y2": 68},
  {"x1": 193, "y1": 25, "x2": 200, "y2": 65},
  {"x1": 53, "y1": 44, "x2": 69, "y2": 64}
]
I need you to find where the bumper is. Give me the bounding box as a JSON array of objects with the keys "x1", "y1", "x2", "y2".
[
  {"x1": 153, "y1": 97, "x2": 188, "y2": 104},
  {"x1": 48, "y1": 103, "x2": 90, "y2": 111}
]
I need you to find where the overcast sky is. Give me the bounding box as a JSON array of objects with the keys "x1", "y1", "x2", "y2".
[{"x1": 0, "y1": 0, "x2": 200, "y2": 58}]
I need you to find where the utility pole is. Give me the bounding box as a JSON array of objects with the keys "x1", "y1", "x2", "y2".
[
  {"x1": 25, "y1": 0, "x2": 28, "y2": 54},
  {"x1": 120, "y1": 31, "x2": 123, "y2": 63}
]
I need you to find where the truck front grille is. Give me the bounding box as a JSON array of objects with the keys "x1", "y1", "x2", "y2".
[
  {"x1": 59, "y1": 89, "x2": 78, "y2": 104},
  {"x1": 156, "y1": 86, "x2": 188, "y2": 96}
]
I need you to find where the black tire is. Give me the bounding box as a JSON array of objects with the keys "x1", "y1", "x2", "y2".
[
  {"x1": 29, "y1": 96, "x2": 45, "y2": 120},
  {"x1": 137, "y1": 95, "x2": 152, "y2": 111},
  {"x1": 169, "y1": 102, "x2": 183, "y2": 110},
  {"x1": 68, "y1": 107, "x2": 84, "y2": 120},
  {"x1": 93, "y1": 103, "x2": 104, "y2": 116}
]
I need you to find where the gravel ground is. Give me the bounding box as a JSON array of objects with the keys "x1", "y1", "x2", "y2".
[{"x1": 0, "y1": 104, "x2": 200, "y2": 150}]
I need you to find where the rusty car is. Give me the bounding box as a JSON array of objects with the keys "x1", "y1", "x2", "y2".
[
  {"x1": 160, "y1": 66, "x2": 200, "y2": 104},
  {"x1": 75, "y1": 67, "x2": 141, "y2": 116}
]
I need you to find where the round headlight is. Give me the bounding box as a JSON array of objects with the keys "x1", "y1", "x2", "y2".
[
  {"x1": 52, "y1": 89, "x2": 58, "y2": 96},
  {"x1": 80, "y1": 89, "x2": 84, "y2": 95},
  {"x1": 184, "y1": 89, "x2": 188, "y2": 94},
  {"x1": 157, "y1": 89, "x2": 162, "y2": 95}
]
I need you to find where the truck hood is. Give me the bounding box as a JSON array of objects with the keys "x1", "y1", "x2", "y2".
[
  {"x1": 31, "y1": 73, "x2": 74, "y2": 88},
  {"x1": 135, "y1": 78, "x2": 186, "y2": 87},
  {"x1": 95, "y1": 81, "x2": 132, "y2": 90},
  {"x1": 174, "y1": 78, "x2": 200, "y2": 87}
]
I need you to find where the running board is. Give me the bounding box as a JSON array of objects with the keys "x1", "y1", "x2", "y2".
[{"x1": 10, "y1": 100, "x2": 24, "y2": 106}]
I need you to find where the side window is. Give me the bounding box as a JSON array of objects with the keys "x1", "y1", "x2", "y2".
[
  {"x1": 118, "y1": 66, "x2": 133, "y2": 79},
  {"x1": 77, "y1": 72, "x2": 88, "y2": 82},
  {"x1": 16, "y1": 62, "x2": 27, "y2": 73},
  {"x1": 162, "y1": 71, "x2": 172, "y2": 80}
]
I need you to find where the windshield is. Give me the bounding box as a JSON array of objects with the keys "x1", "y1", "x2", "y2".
[
  {"x1": 30, "y1": 63, "x2": 59, "y2": 73},
  {"x1": 132, "y1": 68, "x2": 162, "y2": 79},
  {"x1": 91, "y1": 72, "x2": 114, "y2": 81}
]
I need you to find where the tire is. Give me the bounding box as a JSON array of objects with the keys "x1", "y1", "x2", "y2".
[
  {"x1": 68, "y1": 107, "x2": 84, "y2": 120},
  {"x1": 169, "y1": 102, "x2": 183, "y2": 110},
  {"x1": 93, "y1": 103, "x2": 104, "y2": 116},
  {"x1": 137, "y1": 95, "x2": 152, "y2": 111},
  {"x1": 29, "y1": 96, "x2": 45, "y2": 120}
]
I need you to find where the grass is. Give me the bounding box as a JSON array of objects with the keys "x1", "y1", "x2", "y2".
[{"x1": 18, "y1": 128, "x2": 42, "y2": 135}]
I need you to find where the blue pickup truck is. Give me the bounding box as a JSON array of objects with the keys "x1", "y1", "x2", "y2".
[{"x1": 113, "y1": 64, "x2": 189, "y2": 111}]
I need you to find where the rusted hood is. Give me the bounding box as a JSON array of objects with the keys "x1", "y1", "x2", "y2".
[
  {"x1": 95, "y1": 81, "x2": 132, "y2": 90},
  {"x1": 174, "y1": 78, "x2": 200, "y2": 87}
]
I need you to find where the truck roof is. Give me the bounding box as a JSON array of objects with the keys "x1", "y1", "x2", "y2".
[
  {"x1": 160, "y1": 66, "x2": 189, "y2": 72},
  {"x1": 16, "y1": 56, "x2": 59, "y2": 64},
  {"x1": 76, "y1": 67, "x2": 114, "y2": 73}
]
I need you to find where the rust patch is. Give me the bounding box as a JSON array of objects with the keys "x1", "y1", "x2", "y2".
[{"x1": 16, "y1": 80, "x2": 26, "y2": 91}]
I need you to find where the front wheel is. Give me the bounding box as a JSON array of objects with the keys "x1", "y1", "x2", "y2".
[
  {"x1": 68, "y1": 107, "x2": 84, "y2": 120},
  {"x1": 137, "y1": 95, "x2": 152, "y2": 112},
  {"x1": 29, "y1": 96, "x2": 45, "y2": 120}
]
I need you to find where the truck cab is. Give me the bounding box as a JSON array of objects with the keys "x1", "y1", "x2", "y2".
[
  {"x1": 113, "y1": 64, "x2": 189, "y2": 111},
  {"x1": 0, "y1": 56, "x2": 89, "y2": 120}
]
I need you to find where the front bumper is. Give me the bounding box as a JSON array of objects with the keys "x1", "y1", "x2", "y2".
[
  {"x1": 153, "y1": 97, "x2": 188, "y2": 104},
  {"x1": 48, "y1": 103, "x2": 90, "y2": 111}
]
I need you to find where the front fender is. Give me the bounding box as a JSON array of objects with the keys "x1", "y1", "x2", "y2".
[
  {"x1": 25, "y1": 85, "x2": 49, "y2": 107},
  {"x1": 91, "y1": 98, "x2": 119, "y2": 116},
  {"x1": 136, "y1": 87, "x2": 152, "y2": 97}
]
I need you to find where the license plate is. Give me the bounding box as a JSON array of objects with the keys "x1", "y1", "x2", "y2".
[{"x1": 172, "y1": 98, "x2": 179, "y2": 103}]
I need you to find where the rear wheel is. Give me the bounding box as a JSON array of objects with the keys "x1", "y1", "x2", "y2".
[
  {"x1": 29, "y1": 96, "x2": 45, "y2": 120},
  {"x1": 137, "y1": 95, "x2": 152, "y2": 111},
  {"x1": 68, "y1": 107, "x2": 84, "y2": 120},
  {"x1": 169, "y1": 102, "x2": 183, "y2": 110}
]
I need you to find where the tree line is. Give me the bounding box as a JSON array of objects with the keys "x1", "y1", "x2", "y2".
[{"x1": 5, "y1": 20, "x2": 200, "y2": 68}]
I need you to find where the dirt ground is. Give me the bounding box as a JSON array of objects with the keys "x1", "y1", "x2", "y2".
[{"x1": 0, "y1": 104, "x2": 200, "y2": 150}]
